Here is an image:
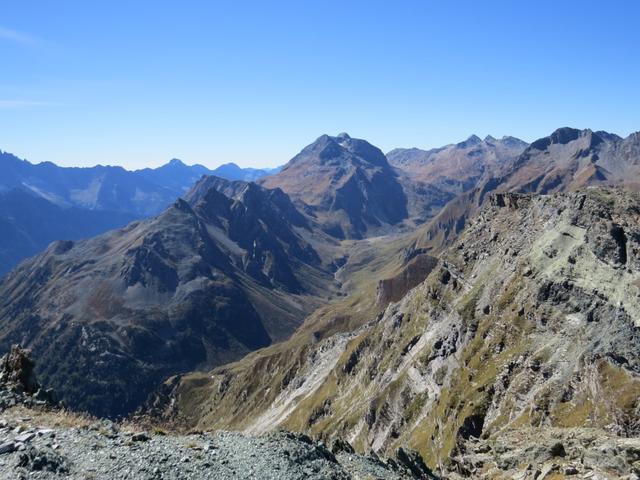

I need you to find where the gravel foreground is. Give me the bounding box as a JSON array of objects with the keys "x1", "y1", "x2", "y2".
[
  {"x1": 0, "y1": 344, "x2": 432, "y2": 479},
  {"x1": 0, "y1": 409, "x2": 428, "y2": 480}
]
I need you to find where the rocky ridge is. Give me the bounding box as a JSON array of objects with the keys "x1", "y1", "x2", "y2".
[
  {"x1": 448, "y1": 427, "x2": 640, "y2": 479},
  {"x1": 387, "y1": 135, "x2": 528, "y2": 193},
  {"x1": 149, "y1": 188, "x2": 640, "y2": 478},
  {"x1": 410, "y1": 127, "x2": 640, "y2": 256}
]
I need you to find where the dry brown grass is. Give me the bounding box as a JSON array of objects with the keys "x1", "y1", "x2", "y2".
[{"x1": 3, "y1": 405, "x2": 96, "y2": 429}]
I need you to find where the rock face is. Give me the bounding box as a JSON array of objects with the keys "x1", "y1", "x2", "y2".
[
  {"x1": 0, "y1": 346, "x2": 39, "y2": 394},
  {"x1": 0, "y1": 178, "x2": 337, "y2": 417},
  {"x1": 499, "y1": 127, "x2": 640, "y2": 193},
  {"x1": 260, "y1": 133, "x2": 409, "y2": 239},
  {"x1": 151, "y1": 189, "x2": 640, "y2": 474},
  {"x1": 0, "y1": 346, "x2": 55, "y2": 410},
  {"x1": 376, "y1": 253, "x2": 439, "y2": 305}
]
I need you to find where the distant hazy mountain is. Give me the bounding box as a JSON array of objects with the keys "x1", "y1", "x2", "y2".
[
  {"x1": 0, "y1": 151, "x2": 279, "y2": 275},
  {"x1": 210, "y1": 162, "x2": 281, "y2": 181},
  {"x1": 0, "y1": 188, "x2": 137, "y2": 276},
  {"x1": 0, "y1": 151, "x2": 280, "y2": 216}
]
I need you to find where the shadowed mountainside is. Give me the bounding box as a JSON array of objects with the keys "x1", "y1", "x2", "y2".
[
  {"x1": 0, "y1": 188, "x2": 138, "y2": 276},
  {"x1": 0, "y1": 177, "x2": 337, "y2": 417}
]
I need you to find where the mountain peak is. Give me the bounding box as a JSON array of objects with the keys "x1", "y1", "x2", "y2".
[
  {"x1": 217, "y1": 162, "x2": 241, "y2": 169},
  {"x1": 549, "y1": 127, "x2": 584, "y2": 145},
  {"x1": 500, "y1": 135, "x2": 529, "y2": 148},
  {"x1": 336, "y1": 132, "x2": 351, "y2": 140},
  {"x1": 456, "y1": 134, "x2": 482, "y2": 148},
  {"x1": 167, "y1": 158, "x2": 186, "y2": 167},
  {"x1": 529, "y1": 127, "x2": 592, "y2": 151},
  {"x1": 260, "y1": 133, "x2": 405, "y2": 238}
]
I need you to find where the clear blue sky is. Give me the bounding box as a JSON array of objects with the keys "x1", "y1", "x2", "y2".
[{"x1": 1, "y1": 1, "x2": 639, "y2": 169}]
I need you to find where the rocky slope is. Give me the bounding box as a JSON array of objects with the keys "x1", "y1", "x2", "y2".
[
  {"x1": 150, "y1": 188, "x2": 640, "y2": 476},
  {"x1": 0, "y1": 178, "x2": 338, "y2": 417},
  {"x1": 0, "y1": 347, "x2": 431, "y2": 480},
  {"x1": 387, "y1": 135, "x2": 527, "y2": 194},
  {"x1": 260, "y1": 133, "x2": 409, "y2": 239},
  {"x1": 447, "y1": 427, "x2": 640, "y2": 479},
  {"x1": 0, "y1": 413, "x2": 429, "y2": 480},
  {"x1": 497, "y1": 128, "x2": 640, "y2": 193}
]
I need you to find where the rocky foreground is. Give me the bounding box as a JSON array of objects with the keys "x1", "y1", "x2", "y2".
[
  {"x1": 2, "y1": 410, "x2": 639, "y2": 480},
  {"x1": 0, "y1": 346, "x2": 431, "y2": 479},
  {"x1": 449, "y1": 427, "x2": 640, "y2": 479},
  {"x1": 0, "y1": 413, "x2": 430, "y2": 480}
]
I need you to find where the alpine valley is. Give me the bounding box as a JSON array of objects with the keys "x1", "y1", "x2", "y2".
[{"x1": 2, "y1": 128, "x2": 640, "y2": 479}]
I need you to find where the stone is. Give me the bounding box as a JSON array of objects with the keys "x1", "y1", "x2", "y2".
[
  {"x1": 15, "y1": 432, "x2": 36, "y2": 443},
  {"x1": 538, "y1": 463, "x2": 556, "y2": 479},
  {"x1": 0, "y1": 441, "x2": 15, "y2": 454},
  {"x1": 564, "y1": 465, "x2": 579, "y2": 475},
  {"x1": 131, "y1": 432, "x2": 150, "y2": 442},
  {"x1": 549, "y1": 442, "x2": 566, "y2": 457}
]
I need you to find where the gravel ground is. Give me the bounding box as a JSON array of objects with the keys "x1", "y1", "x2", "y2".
[
  {"x1": 0, "y1": 342, "x2": 430, "y2": 479},
  {"x1": 0, "y1": 410, "x2": 425, "y2": 479}
]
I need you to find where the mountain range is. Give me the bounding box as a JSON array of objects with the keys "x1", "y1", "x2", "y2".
[
  {"x1": 0, "y1": 175, "x2": 335, "y2": 416},
  {"x1": 0, "y1": 152, "x2": 280, "y2": 275},
  {"x1": 1, "y1": 126, "x2": 640, "y2": 477},
  {"x1": 153, "y1": 187, "x2": 640, "y2": 474}
]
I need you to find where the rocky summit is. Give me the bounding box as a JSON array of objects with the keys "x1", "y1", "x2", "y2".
[
  {"x1": 0, "y1": 416, "x2": 431, "y2": 480},
  {"x1": 260, "y1": 133, "x2": 410, "y2": 239}
]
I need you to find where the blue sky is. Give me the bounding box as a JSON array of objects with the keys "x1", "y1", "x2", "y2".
[{"x1": 1, "y1": 1, "x2": 639, "y2": 169}]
